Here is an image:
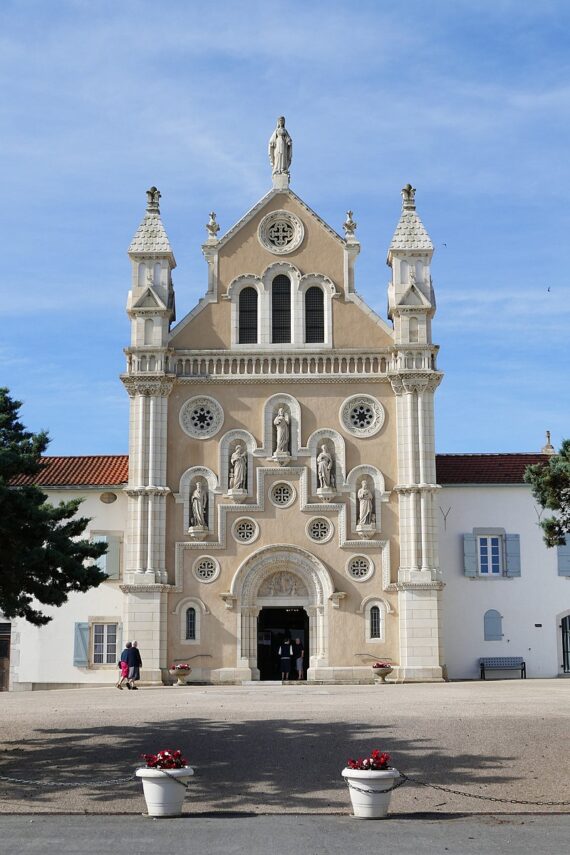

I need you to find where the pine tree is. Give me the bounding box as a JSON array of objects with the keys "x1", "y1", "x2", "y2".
[
  {"x1": 0, "y1": 388, "x2": 107, "y2": 625},
  {"x1": 524, "y1": 439, "x2": 570, "y2": 547}
]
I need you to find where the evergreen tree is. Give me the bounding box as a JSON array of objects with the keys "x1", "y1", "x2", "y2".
[
  {"x1": 0, "y1": 388, "x2": 107, "y2": 625},
  {"x1": 524, "y1": 439, "x2": 570, "y2": 547}
]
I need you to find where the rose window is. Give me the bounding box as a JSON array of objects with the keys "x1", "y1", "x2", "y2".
[
  {"x1": 193, "y1": 556, "x2": 219, "y2": 583},
  {"x1": 347, "y1": 556, "x2": 373, "y2": 581},
  {"x1": 307, "y1": 518, "x2": 332, "y2": 543},
  {"x1": 270, "y1": 482, "x2": 295, "y2": 508},
  {"x1": 232, "y1": 518, "x2": 258, "y2": 544},
  {"x1": 340, "y1": 395, "x2": 385, "y2": 438},
  {"x1": 258, "y1": 210, "x2": 304, "y2": 255},
  {"x1": 180, "y1": 396, "x2": 224, "y2": 439}
]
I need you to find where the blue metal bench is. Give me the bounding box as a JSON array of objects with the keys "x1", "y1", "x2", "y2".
[{"x1": 479, "y1": 656, "x2": 526, "y2": 679}]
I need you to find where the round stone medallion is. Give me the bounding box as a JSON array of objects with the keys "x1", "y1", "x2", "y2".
[
  {"x1": 258, "y1": 210, "x2": 304, "y2": 255},
  {"x1": 180, "y1": 396, "x2": 224, "y2": 440}
]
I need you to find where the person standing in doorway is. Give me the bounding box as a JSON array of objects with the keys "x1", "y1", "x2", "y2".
[
  {"x1": 294, "y1": 637, "x2": 304, "y2": 681},
  {"x1": 127, "y1": 640, "x2": 142, "y2": 690},
  {"x1": 116, "y1": 641, "x2": 131, "y2": 689},
  {"x1": 278, "y1": 637, "x2": 293, "y2": 681}
]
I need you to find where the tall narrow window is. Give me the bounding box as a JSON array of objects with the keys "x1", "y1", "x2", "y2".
[
  {"x1": 305, "y1": 286, "x2": 324, "y2": 343},
  {"x1": 370, "y1": 606, "x2": 381, "y2": 639},
  {"x1": 186, "y1": 608, "x2": 196, "y2": 641},
  {"x1": 272, "y1": 275, "x2": 291, "y2": 343},
  {"x1": 238, "y1": 287, "x2": 258, "y2": 344}
]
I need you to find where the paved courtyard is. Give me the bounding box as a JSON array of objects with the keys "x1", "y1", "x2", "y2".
[{"x1": 0, "y1": 680, "x2": 568, "y2": 816}]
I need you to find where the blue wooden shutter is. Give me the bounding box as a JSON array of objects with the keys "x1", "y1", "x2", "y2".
[
  {"x1": 557, "y1": 540, "x2": 570, "y2": 577},
  {"x1": 505, "y1": 534, "x2": 521, "y2": 577},
  {"x1": 484, "y1": 609, "x2": 503, "y2": 640},
  {"x1": 463, "y1": 534, "x2": 477, "y2": 576},
  {"x1": 73, "y1": 622, "x2": 89, "y2": 667}
]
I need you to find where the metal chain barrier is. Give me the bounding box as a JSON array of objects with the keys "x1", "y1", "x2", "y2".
[
  {"x1": 346, "y1": 771, "x2": 570, "y2": 807},
  {"x1": 0, "y1": 773, "x2": 135, "y2": 788}
]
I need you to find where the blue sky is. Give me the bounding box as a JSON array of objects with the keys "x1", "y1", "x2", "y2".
[{"x1": 1, "y1": 0, "x2": 568, "y2": 455}]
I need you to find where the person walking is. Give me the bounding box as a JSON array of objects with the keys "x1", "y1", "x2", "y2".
[
  {"x1": 278, "y1": 636, "x2": 293, "y2": 681},
  {"x1": 126, "y1": 640, "x2": 142, "y2": 690},
  {"x1": 116, "y1": 641, "x2": 131, "y2": 689}
]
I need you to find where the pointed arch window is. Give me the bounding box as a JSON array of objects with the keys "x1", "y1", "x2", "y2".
[
  {"x1": 238, "y1": 287, "x2": 258, "y2": 344},
  {"x1": 272, "y1": 275, "x2": 291, "y2": 343},
  {"x1": 305, "y1": 286, "x2": 324, "y2": 343}
]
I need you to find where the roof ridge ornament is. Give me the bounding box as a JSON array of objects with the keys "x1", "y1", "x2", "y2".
[
  {"x1": 541, "y1": 430, "x2": 556, "y2": 455},
  {"x1": 146, "y1": 186, "x2": 161, "y2": 213},
  {"x1": 401, "y1": 183, "x2": 416, "y2": 211},
  {"x1": 343, "y1": 210, "x2": 357, "y2": 238},
  {"x1": 268, "y1": 116, "x2": 292, "y2": 190},
  {"x1": 206, "y1": 211, "x2": 220, "y2": 241}
]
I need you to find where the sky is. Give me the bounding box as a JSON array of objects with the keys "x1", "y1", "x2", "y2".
[{"x1": 1, "y1": 0, "x2": 568, "y2": 456}]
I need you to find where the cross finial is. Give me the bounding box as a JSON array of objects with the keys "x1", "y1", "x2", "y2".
[
  {"x1": 206, "y1": 211, "x2": 220, "y2": 240},
  {"x1": 343, "y1": 210, "x2": 357, "y2": 237},
  {"x1": 146, "y1": 186, "x2": 161, "y2": 212},
  {"x1": 541, "y1": 430, "x2": 556, "y2": 455}
]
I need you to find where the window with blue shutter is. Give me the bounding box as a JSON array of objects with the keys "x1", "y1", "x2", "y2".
[
  {"x1": 557, "y1": 540, "x2": 570, "y2": 577},
  {"x1": 484, "y1": 609, "x2": 503, "y2": 640},
  {"x1": 73, "y1": 622, "x2": 89, "y2": 667}
]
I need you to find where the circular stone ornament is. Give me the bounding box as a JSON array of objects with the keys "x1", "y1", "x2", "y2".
[
  {"x1": 258, "y1": 210, "x2": 304, "y2": 255},
  {"x1": 192, "y1": 556, "x2": 220, "y2": 583},
  {"x1": 306, "y1": 517, "x2": 334, "y2": 544},
  {"x1": 339, "y1": 395, "x2": 385, "y2": 438},
  {"x1": 269, "y1": 481, "x2": 296, "y2": 508},
  {"x1": 346, "y1": 555, "x2": 375, "y2": 582},
  {"x1": 231, "y1": 518, "x2": 260, "y2": 544},
  {"x1": 180, "y1": 396, "x2": 224, "y2": 439}
]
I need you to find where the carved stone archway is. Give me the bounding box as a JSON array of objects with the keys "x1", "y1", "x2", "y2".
[{"x1": 229, "y1": 545, "x2": 334, "y2": 680}]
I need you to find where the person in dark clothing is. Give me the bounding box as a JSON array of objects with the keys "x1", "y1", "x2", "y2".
[
  {"x1": 278, "y1": 637, "x2": 293, "y2": 680},
  {"x1": 126, "y1": 640, "x2": 142, "y2": 689},
  {"x1": 293, "y1": 637, "x2": 304, "y2": 681}
]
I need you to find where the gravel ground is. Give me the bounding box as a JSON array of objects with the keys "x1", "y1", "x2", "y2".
[{"x1": 0, "y1": 680, "x2": 568, "y2": 816}]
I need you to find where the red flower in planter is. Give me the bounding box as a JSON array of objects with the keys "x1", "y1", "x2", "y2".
[
  {"x1": 142, "y1": 749, "x2": 189, "y2": 769},
  {"x1": 347, "y1": 749, "x2": 392, "y2": 770}
]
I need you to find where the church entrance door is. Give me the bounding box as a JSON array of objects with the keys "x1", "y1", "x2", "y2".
[{"x1": 257, "y1": 607, "x2": 309, "y2": 681}]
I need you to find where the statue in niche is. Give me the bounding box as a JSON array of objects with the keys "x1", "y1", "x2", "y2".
[
  {"x1": 229, "y1": 443, "x2": 247, "y2": 491},
  {"x1": 190, "y1": 480, "x2": 208, "y2": 529},
  {"x1": 268, "y1": 116, "x2": 293, "y2": 176},
  {"x1": 316, "y1": 443, "x2": 335, "y2": 489},
  {"x1": 409, "y1": 264, "x2": 416, "y2": 286},
  {"x1": 357, "y1": 478, "x2": 374, "y2": 527},
  {"x1": 274, "y1": 407, "x2": 290, "y2": 454}
]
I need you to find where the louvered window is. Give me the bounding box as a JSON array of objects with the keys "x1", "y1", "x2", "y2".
[
  {"x1": 305, "y1": 286, "x2": 324, "y2": 343},
  {"x1": 238, "y1": 287, "x2": 258, "y2": 344},
  {"x1": 272, "y1": 275, "x2": 291, "y2": 343}
]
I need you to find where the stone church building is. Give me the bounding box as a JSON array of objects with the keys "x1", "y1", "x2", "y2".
[
  {"x1": 4, "y1": 120, "x2": 568, "y2": 690},
  {"x1": 121, "y1": 118, "x2": 442, "y2": 684}
]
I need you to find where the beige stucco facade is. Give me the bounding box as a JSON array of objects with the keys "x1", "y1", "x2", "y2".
[{"x1": 120, "y1": 159, "x2": 444, "y2": 683}]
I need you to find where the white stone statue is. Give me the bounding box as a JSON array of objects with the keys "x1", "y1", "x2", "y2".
[
  {"x1": 268, "y1": 116, "x2": 292, "y2": 176},
  {"x1": 274, "y1": 407, "x2": 290, "y2": 454},
  {"x1": 357, "y1": 478, "x2": 374, "y2": 527},
  {"x1": 229, "y1": 444, "x2": 247, "y2": 490},
  {"x1": 191, "y1": 481, "x2": 207, "y2": 528},
  {"x1": 317, "y1": 443, "x2": 334, "y2": 489}
]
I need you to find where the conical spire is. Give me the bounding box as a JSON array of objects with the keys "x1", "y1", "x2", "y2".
[
  {"x1": 128, "y1": 186, "x2": 175, "y2": 260},
  {"x1": 388, "y1": 184, "x2": 433, "y2": 252}
]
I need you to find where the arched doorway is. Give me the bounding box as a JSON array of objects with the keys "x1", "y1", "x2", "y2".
[
  {"x1": 229, "y1": 545, "x2": 334, "y2": 681},
  {"x1": 257, "y1": 606, "x2": 309, "y2": 680}
]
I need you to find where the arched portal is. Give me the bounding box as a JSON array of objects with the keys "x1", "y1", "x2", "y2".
[{"x1": 230, "y1": 545, "x2": 334, "y2": 681}]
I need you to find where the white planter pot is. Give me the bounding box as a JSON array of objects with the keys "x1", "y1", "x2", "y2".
[
  {"x1": 341, "y1": 767, "x2": 400, "y2": 819},
  {"x1": 169, "y1": 668, "x2": 192, "y2": 686},
  {"x1": 136, "y1": 766, "x2": 194, "y2": 817},
  {"x1": 372, "y1": 667, "x2": 393, "y2": 684}
]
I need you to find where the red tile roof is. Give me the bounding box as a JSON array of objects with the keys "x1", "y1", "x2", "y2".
[
  {"x1": 436, "y1": 453, "x2": 549, "y2": 484},
  {"x1": 10, "y1": 452, "x2": 550, "y2": 488},
  {"x1": 11, "y1": 455, "x2": 129, "y2": 488}
]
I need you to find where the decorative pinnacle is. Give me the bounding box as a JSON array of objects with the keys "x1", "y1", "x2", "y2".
[
  {"x1": 541, "y1": 430, "x2": 556, "y2": 455},
  {"x1": 206, "y1": 211, "x2": 220, "y2": 240},
  {"x1": 343, "y1": 210, "x2": 357, "y2": 237},
  {"x1": 146, "y1": 186, "x2": 161, "y2": 212},
  {"x1": 401, "y1": 183, "x2": 416, "y2": 210}
]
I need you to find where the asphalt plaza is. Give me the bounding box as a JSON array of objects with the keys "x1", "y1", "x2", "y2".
[{"x1": 0, "y1": 680, "x2": 568, "y2": 817}]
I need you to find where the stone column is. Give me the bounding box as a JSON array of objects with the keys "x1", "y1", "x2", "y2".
[{"x1": 121, "y1": 584, "x2": 170, "y2": 685}]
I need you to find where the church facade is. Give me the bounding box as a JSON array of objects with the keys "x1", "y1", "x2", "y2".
[{"x1": 4, "y1": 120, "x2": 568, "y2": 690}]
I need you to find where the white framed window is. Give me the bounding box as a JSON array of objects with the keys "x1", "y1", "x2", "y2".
[
  {"x1": 363, "y1": 600, "x2": 385, "y2": 642},
  {"x1": 174, "y1": 598, "x2": 207, "y2": 645},
  {"x1": 478, "y1": 535, "x2": 502, "y2": 575},
  {"x1": 186, "y1": 607, "x2": 197, "y2": 641},
  {"x1": 92, "y1": 623, "x2": 118, "y2": 665}
]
